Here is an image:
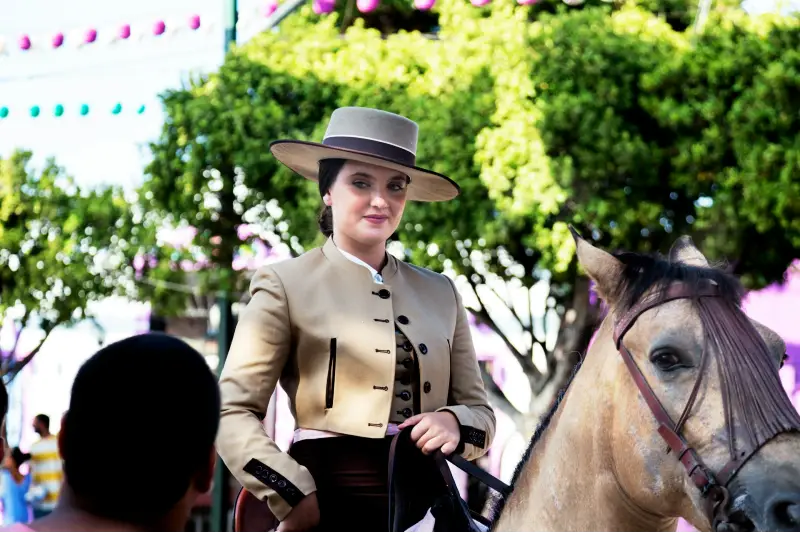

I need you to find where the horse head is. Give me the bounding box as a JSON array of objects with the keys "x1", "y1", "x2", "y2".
[{"x1": 574, "y1": 230, "x2": 800, "y2": 531}]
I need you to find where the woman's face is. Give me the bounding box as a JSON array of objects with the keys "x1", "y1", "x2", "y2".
[{"x1": 326, "y1": 160, "x2": 409, "y2": 248}]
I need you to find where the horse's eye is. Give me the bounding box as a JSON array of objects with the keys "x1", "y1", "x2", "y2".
[
  {"x1": 650, "y1": 350, "x2": 682, "y2": 371},
  {"x1": 780, "y1": 353, "x2": 789, "y2": 369}
]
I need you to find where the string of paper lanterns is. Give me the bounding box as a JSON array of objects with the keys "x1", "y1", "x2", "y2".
[
  {"x1": 0, "y1": 103, "x2": 148, "y2": 119},
  {"x1": 0, "y1": 5, "x2": 284, "y2": 58},
  {"x1": 5, "y1": 16, "x2": 203, "y2": 55}
]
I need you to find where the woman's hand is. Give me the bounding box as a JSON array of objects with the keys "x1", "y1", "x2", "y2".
[
  {"x1": 398, "y1": 411, "x2": 461, "y2": 455},
  {"x1": 277, "y1": 491, "x2": 320, "y2": 532}
]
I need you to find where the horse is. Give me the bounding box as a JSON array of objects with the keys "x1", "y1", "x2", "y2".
[{"x1": 491, "y1": 229, "x2": 800, "y2": 532}]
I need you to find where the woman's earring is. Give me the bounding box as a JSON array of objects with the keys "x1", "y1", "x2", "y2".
[{"x1": 323, "y1": 194, "x2": 332, "y2": 206}]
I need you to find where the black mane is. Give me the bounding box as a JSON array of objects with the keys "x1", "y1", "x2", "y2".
[
  {"x1": 489, "y1": 247, "x2": 743, "y2": 525},
  {"x1": 612, "y1": 251, "x2": 744, "y2": 313}
]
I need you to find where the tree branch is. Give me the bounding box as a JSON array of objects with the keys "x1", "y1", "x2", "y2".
[
  {"x1": 2, "y1": 333, "x2": 49, "y2": 384},
  {"x1": 467, "y1": 298, "x2": 542, "y2": 380},
  {"x1": 487, "y1": 283, "x2": 530, "y2": 334}
]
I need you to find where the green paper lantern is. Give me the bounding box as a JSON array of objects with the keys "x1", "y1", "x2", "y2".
[
  {"x1": 30, "y1": 105, "x2": 40, "y2": 117},
  {"x1": 54, "y1": 104, "x2": 64, "y2": 117},
  {"x1": 137, "y1": 104, "x2": 146, "y2": 114},
  {"x1": 112, "y1": 103, "x2": 122, "y2": 114},
  {"x1": 80, "y1": 104, "x2": 89, "y2": 116},
  {"x1": 0, "y1": 107, "x2": 8, "y2": 118}
]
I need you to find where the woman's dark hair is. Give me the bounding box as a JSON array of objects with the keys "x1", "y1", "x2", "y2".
[
  {"x1": 317, "y1": 158, "x2": 347, "y2": 237},
  {"x1": 10, "y1": 447, "x2": 31, "y2": 468}
]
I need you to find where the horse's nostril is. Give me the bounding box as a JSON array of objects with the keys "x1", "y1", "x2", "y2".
[
  {"x1": 767, "y1": 494, "x2": 800, "y2": 531},
  {"x1": 786, "y1": 503, "x2": 800, "y2": 525}
]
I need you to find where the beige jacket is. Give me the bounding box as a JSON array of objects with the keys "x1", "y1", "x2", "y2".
[{"x1": 216, "y1": 238, "x2": 496, "y2": 520}]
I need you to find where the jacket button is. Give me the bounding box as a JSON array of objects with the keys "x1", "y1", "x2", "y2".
[
  {"x1": 402, "y1": 358, "x2": 413, "y2": 369},
  {"x1": 424, "y1": 382, "x2": 431, "y2": 393},
  {"x1": 401, "y1": 408, "x2": 413, "y2": 418},
  {"x1": 377, "y1": 289, "x2": 391, "y2": 299},
  {"x1": 398, "y1": 390, "x2": 411, "y2": 401},
  {"x1": 397, "y1": 315, "x2": 409, "y2": 325},
  {"x1": 419, "y1": 343, "x2": 428, "y2": 355},
  {"x1": 402, "y1": 341, "x2": 413, "y2": 352}
]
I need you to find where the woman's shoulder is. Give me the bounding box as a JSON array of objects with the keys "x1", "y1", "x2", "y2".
[
  {"x1": 252, "y1": 246, "x2": 325, "y2": 277},
  {"x1": 395, "y1": 259, "x2": 457, "y2": 294},
  {"x1": 246, "y1": 246, "x2": 327, "y2": 294}
]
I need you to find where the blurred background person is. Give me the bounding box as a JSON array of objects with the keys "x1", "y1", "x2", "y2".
[
  {"x1": 27, "y1": 416, "x2": 62, "y2": 520},
  {"x1": 1, "y1": 448, "x2": 31, "y2": 526}
]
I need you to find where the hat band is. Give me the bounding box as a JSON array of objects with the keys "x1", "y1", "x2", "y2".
[{"x1": 322, "y1": 136, "x2": 416, "y2": 167}]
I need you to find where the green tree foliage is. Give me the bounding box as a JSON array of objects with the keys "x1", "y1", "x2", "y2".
[
  {"x1": 139, "y1": 0, "x2": 800, "y2": 424},
  {"x1": 0, "y1": 150, "x2": 129, "y2": 381},
  {"x1": 643, "y1": 13, "x2": 800, "y2": 287}
]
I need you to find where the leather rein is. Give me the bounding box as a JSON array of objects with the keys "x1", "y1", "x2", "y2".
[{"x1": 612, "y1": 281, "x2": 764, "y2": 529}]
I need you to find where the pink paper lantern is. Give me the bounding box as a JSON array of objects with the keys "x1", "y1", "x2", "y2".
[
  {"x1": 189, "y1": 15, "x2": 201, "y2": 30},
  {"x1": 52, "y1": 32, "x2": 64, "y2": 48},
  {"x1": 119, "y1": 24, "x2": 131, "y2": 39},
  {"x1": 264, "y1": 0, "x2": 279, "y2": 16},
  {"x1": 19, "y1": 35, "x2": 31, "y2": 50},
  {"x1": 312, "y1": 0, "x2": 335, "y2": 14},
  {"x1": 471, "y1": 0, "x2": 491, "y2": 6},
  {"x1": 414, "y1": 0, "x2": 436, "y2": 9},
  {"x1": 357, "y1": 0, "x2": 379, "y2": 12},
  {"x1": 153, "y1": 20, "x2": 166, "y2": 35},
  {"x1": 85, "y1": 28, "x2": 97, "y2": 43},
  {"x1": 517, "y1": 0, "x2": 538, "y2": 5}
]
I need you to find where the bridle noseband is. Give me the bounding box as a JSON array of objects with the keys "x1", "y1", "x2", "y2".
[{"x1": 611, "y1": 281, "x2": 778, "y2": 530}]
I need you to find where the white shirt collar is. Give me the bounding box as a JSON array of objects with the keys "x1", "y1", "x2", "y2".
[{"x1": 334, "y1": 240, "x2": 384, "y2": 284}]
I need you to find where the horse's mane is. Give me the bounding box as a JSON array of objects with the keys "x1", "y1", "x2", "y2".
[
  {"x1": 612, "y1": 250, "x2": 745, "y2": 313},
  {"x1": 489, "y1": 247, "x2": 743, "y2": 523}
]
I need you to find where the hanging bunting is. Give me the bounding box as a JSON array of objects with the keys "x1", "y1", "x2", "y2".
[
  {"x1": 0, "y1": 102, "x2": 148, "y2": 120},
  {"x1": 0, "y1": 11, "x2": 214, "y2": 57}
]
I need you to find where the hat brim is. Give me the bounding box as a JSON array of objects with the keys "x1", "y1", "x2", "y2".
[{"x1": 269, "y1": 140, "x2": 460, "y2": 202}]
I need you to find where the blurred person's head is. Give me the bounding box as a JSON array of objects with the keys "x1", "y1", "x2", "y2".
[
  {"x1": 3, "y1": 447, "x2": 31, "y2": 470},
  {"x1": 32, "y1": 414, "x2": 50, "y2": 437},
  {"x1": 55, "y1": 333, "x2": 220, "y2": 531}
]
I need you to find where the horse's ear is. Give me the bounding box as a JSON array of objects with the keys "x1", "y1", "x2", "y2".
[
  {"x1": 668, "y1": 235, "x2": 709, "y2": 267},
  {"x1": 569, "y1": 225, "x2": 624, "y2": 304}
]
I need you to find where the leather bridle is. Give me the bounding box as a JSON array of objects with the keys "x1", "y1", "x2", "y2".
[{"x1": 611, "y1": 281, "x2": 783, "y2": 530}]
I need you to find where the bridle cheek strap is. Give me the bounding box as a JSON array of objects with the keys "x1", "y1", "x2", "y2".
[
  {"x1": 612, "y1": 282, "x2": 735, "y2": 527},
  {"x1": 617, "y1": 344, "x2": 716, "y2": 493}
]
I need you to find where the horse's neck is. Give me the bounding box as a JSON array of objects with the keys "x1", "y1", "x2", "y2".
[{"x1": 494, "y1": 325, "x2": 678, "y2": 532}]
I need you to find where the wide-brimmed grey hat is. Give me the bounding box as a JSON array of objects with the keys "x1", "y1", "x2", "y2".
[{"x1": 269, "y1": 107, "x2": 460, "y2": 202}]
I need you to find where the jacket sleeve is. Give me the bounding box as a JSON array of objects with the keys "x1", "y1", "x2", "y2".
[
  {"x1": 216, "y1": 265, "x2": 317, "y2": 521},
  {"x1": 436, "y1": 277, "x2": 497, "y2": 461}
]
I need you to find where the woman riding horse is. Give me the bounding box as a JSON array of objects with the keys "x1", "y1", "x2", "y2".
[{"x1": 215, "y1": 107, "x2": 496, "y2": 532}]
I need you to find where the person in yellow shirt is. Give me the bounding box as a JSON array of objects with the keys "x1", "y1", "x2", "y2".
[{"x1": 28, "y1": 415, "x2": 63, "y2": 519}]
